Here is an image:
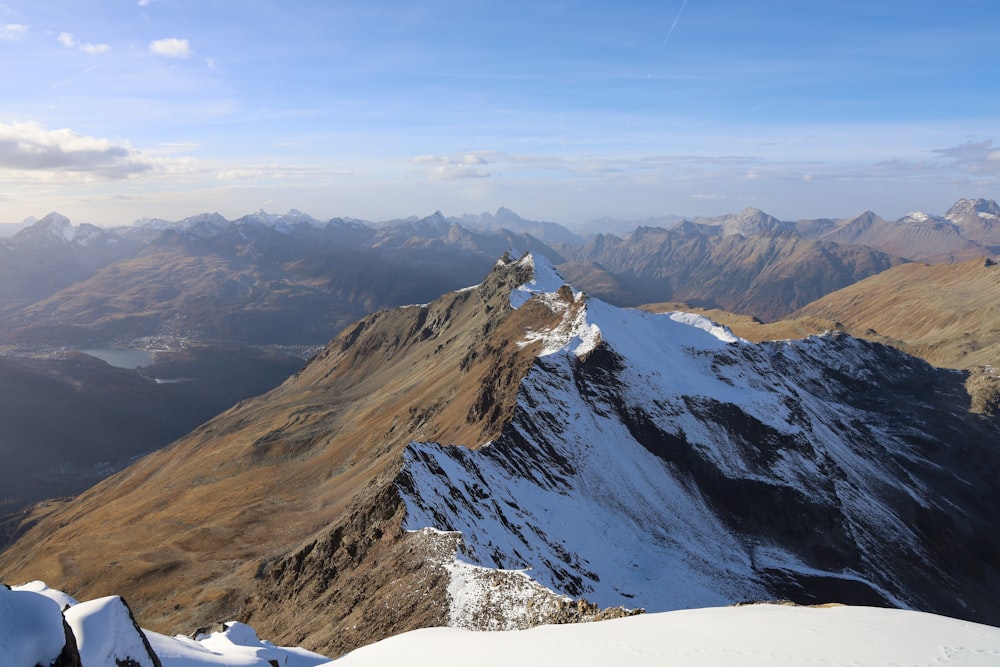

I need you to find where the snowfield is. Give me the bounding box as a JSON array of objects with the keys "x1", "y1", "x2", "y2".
[
  {"x1": 329, "y1": 604, "x2": 1000, "y2": 667},
  {"x1": 4, "y1": 581, "x2": 999, "y2": 666}
]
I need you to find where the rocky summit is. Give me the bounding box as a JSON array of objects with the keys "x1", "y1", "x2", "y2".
[{"x1": 2, "y1": 253, "x2": 999, "y2": 658}]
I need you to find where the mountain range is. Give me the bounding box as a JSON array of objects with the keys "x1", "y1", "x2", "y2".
[
  {"x1": 3, "y1": 199, "x2": 997, "y2": 348},
  {"x1": 3, "y1": 253, "x2": 997, "y2": 659}
]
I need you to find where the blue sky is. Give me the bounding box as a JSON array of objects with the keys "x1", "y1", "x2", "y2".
[{"x1": 1, "y1": 0, "x2": 997, "y2": 226}]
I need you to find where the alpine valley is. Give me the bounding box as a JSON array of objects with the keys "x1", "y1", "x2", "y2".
[{"x1": 2, "y1": 239, "x2": 999, "y2": 662}]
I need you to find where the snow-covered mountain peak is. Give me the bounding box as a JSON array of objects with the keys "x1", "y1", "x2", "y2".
[
  {"x1": 900, "y1": 210, "x2": 935, "y2": 224},
  {"x1": 397, "y1": 256, "x2": 1000, "y2": 621},
  {"x1": 508, "y1": 252, "x2": 574, "y2": 308},
  {"x1": 36, "y1": 211, "x2": 71, "y2": 227},
  {"x1": 947, "y1": 197, "x2": 1000, "y2": 219},
  {"x1": 14, "y1": 212, "x2": 110, "y2": 247},
  {"x1": 509, "y1": 252, "x2": 742, "y2": 360}
]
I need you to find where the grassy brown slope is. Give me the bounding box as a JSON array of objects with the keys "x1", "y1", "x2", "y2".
[
  {"x1": 793, "y1": 257, "x2": 1000, "y2": 370},
  {"x1": 0, "y1": 257, "x2": 552, "y2": 651},
  {"x1": 644, "y1": 257, "x2": 1000, "y2": 367}
]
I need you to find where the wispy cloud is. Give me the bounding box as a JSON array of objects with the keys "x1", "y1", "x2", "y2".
[
  {"x1": 149, "y1": 37, "x2": 191, "y2": 58},
  {"x1": 932, "y1": 139, "x2": 1000, "y2": 175},
  {"x1": 57, "y1": 32, "x2": 110, "y2": 54},
  {"x1": 1, "y1": 23, "x2": 28, "y2": 40},
  {"x1": 412, "y1": 152, "x2": 493, "y2": 180}
]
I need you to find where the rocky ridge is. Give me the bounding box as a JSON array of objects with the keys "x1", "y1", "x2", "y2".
[{"x1": 2, "y1": 254, "x2": 999, "y2": 659}]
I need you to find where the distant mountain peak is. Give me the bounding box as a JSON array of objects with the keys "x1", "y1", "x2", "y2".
[
  {"x1": 17, "y1": 212, "x2": 108, "y2": 246},
  {"x1": 36, "y1": 211, "x2": 72, "y2": 227},
  {"x1": 495, "y1": 206, "x2": 523, "y2": 222},
  {"x1": 947, "y1": 197, "x2": 1000, "y2": 219}
]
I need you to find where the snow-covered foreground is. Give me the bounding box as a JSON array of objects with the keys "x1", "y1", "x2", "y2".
[
  {"x1": 330, "y1": 604, "x2": 1000, "y2": 667},
  {"x1": 1, "y1": 582, "x2": 330, "y2": 667},
  {"x1": 4, "y1": 580, "x2": 1000, "y2": 665}
]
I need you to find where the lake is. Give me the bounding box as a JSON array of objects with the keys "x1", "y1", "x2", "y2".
[{"x1": 79, "y1": 348, "x2": 156, "y2": 369}]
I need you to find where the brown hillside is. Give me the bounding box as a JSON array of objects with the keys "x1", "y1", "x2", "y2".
[
  {"x1": 647, "y1": 257, "x2": 1000, "y2": 369},
  {"x1": 794, "y1": 257, "x2": 1000, "y2": 370},
  {"x1": 0, "y1": 256, "x2": 559, "y2": 655}
]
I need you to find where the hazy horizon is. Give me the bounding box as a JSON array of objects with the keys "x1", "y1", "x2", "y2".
[
  {"x1": 1, "y1": 1, "x2": 997, "y2": 226},
  {"x1": 3, "y1": 196, "x2": 996, "y2": 234}
]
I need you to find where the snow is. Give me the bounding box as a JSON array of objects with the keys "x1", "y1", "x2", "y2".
[
  {"x1": 65, "y1": 595, "x2": 158, "y2": 667},
  {"x1": 5, "y1": 580, "x2": 999, "y2": 666},
  {"x1": 0, "y1": 585, "x2": 68, "y2": 667},
  {"x1": 2, "y1": 583, "x2": 331, "y2": 667},
  {"x1": 667, "y1": 310, "x2": 744, "y2": 343},
  {"x1": 328, "y1": 604, "x2": 1000, "y2": 667},
  {"x1": 13, "y1": 580, "x2": 79, "y2": 610},
  {"x1": 508, "y1": 253, "x2": 575, "y2": 308}
]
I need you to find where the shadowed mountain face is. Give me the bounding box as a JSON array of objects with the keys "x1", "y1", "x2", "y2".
[
  {"x1": 0, "y1": 347, "x2": 305, "y2": 519},
  {"x1": 556, "y1": 223, "x2": 906, "y2": 320},
  {"x1": 2, "y1": 255, "x2": 998, "y2": 659}
]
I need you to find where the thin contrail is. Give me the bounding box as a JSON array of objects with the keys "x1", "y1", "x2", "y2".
[{"x1": 665, "y1": 0, "x2": 689, "y2": 43}]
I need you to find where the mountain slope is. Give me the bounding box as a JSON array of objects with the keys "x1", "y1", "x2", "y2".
[
  {"x1": 557, "y1": 224, "x2": 906, "y2": 320},
  {"x1": 809, "y1": 210, "x2": 985, "y2": 262},
  {"x1": 0, "y1": 213, "x2": 138, "y2": 310},
  {"x1": 794, "y1": 257, "x2": 1000, "y2": 370},
  {"x1": 397, "y1": 262, "x2": 1000, "y2": 621},
  {"x1": 2, "y1": 254, "x2": 998, "y2": 659},
  {"x1": 0, "y1": 254, "x2": 555, "y2": 655},
  {"x1": 0, "y1": 347, "x2": 304, "y2": 516}
]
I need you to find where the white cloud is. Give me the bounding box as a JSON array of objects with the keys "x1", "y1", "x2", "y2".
[
  {"x1": 0, "y1": 121, "x2": 158, "y2": 181},
  {"x1": 137, "y1": 0, "x2": 153, "y2": 5},
  {"x1": 58, "y1": 31, "x2": 111, "y2": 55},
  {"x1": 81, "y1": 42, "x2": 110, "y2": 55},
  {"x1": 149, "y1": 37, "x2": 191, "y2": 58},
  {"x1": 1, "y1": 23, "x2": 28, "y2": 40}
]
